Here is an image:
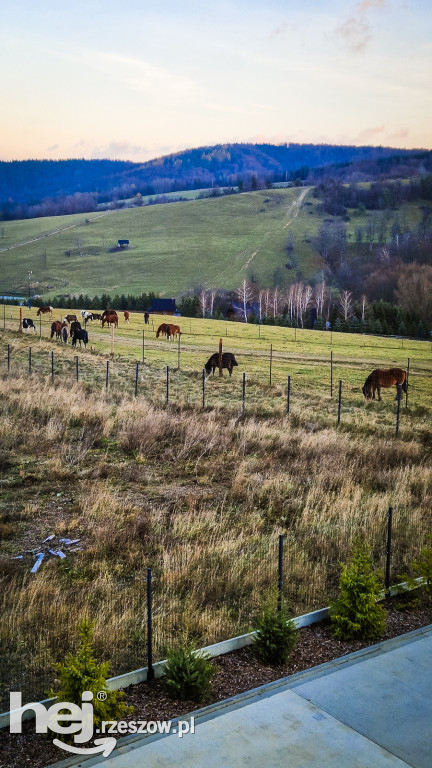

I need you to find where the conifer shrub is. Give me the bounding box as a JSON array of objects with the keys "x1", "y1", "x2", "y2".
[
  {"x1": 164, "y1": 643, "x2": 215, "y2": 703},
  {"x1": 49, "y1": 619, "x2": 132, "y2": 737},
  {"x1": 253, "y1": 597, "x2": 298, "y2": 665},
  {"x1": 330, "y1": 538, "x2": 386, "y2": 641}
]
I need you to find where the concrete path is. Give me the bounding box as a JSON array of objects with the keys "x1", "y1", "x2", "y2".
[{"x1": 48, "y1": 625, "x2": 432, "y2": 768}]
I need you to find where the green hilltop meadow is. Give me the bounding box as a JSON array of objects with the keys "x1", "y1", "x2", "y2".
[{"x1": 0, "y1": 185, "x2": 424, "y2": 302}]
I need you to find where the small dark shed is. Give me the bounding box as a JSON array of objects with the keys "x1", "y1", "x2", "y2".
[{"x1": 147, "y1": 298, "x2": 180, "y2": 316}]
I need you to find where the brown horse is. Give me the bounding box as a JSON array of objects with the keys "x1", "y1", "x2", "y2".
[
  {"x1": 123, "y1": 311, "x2": 130, "y2": 323},
  {"x1": 168, "y1": 324, "x2": 181, "y2": 339},
  {"x1": 144, "y1": 311, "x2": 150, "y2": 324},
  {"x1": 63, "y1": 314, "x2": 78, "y2": 323},
  {"x1": 51, "y1": 321, "x2": 67, "y2": 340},
  {"x1": 101, "y1": 310, "x2": 118, "y2": 328},
  {"x1": 362, "y1": 368, "x2": 407, "y2": 401},
  {"x1": 37, "y1": 305, "x2": 53, "y2": 317},
  {"x1": 156, "y1": 323, "x2": 170, "y2": 338}
]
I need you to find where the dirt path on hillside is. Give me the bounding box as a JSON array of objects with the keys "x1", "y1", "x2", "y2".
[{"x1": 238, "y1": 185, "x2": 311, "y2": 272}]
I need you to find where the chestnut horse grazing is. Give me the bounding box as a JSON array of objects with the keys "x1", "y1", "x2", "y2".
[
  {"x1": 37, "y1": 306, "x2": 53, "y2": 317},
  {"x1": 362, "y1": 368, "x2": 407, "y2": 401},
  {"x1": 123, "y1": 311, "x2": 130, "y2": 323},
  {"x1": 168, "y1": 324, "x2": 181, "y2": 339},
  {"x1": 101, "y1": 310, "x2": 118, "y2": 328}
]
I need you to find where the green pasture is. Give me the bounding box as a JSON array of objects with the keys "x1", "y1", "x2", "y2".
[
  {"x1": 2, "y1": 306, "x2": 431, "y2": 434},
  {"x1": 1, "y1": 186, "x2": 426, "y2": 300}
]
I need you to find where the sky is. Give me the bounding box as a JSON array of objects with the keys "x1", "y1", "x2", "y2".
[{"x1": 1, "y1": 0, "x2": 431, "y2": 162}]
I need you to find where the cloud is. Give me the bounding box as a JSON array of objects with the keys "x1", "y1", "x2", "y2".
[
  {"x1": 335, "y1": 0, "x2": 389, "y2": 53},
  {"x1": 84, "y1": 51, "x2": 201, "y2": 105},
  {"x1": 90, "y1": 140, "x2": 155, "y2": 161}
]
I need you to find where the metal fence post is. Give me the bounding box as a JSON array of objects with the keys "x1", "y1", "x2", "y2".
[
  {"x1": 337, "y1": 379, "x2": 342, "y2": 424},
  {"x1": 278, "y1": 534, "x2": 284, "y2": 611},
  {"x1": 242, "y1": 372, "x2": 246, "y2": 415},
  {"x1": 166, "y1": 365, "x2": 169, "y2": 404},
  {"x1": 7, "y1": 344, "x2": 10, "y2": 372},
  {"x1": 330, "y1": 351, "x2": 333, "y2": 397},
  {"x1": 146, "y1": 567, "x2": 154, "y2": 681},
  {"x1": 385, "y1": 507, "x2": 393, "y2": 593},
  {"x1": 405, "y1": 358, "x2": 410, "y2": 408},
  {"x1": 28, "y1": 347, "x2": 32, "y2": 375},
  {"x1": 202, "y1": 368, "x2": 205, "y2": 408},
  {"x1": 106, "y1": 360, "x2": 109, "y2": 389},
  {"x1": 135, "y1": 361, "x2": 139, "y2": 397},
  {"x1": 269, "y1": 344, "x2": 273, "y2": 385},
  {"x1": 51, "y1": 351, "x2": 54, "y2": 381},
  {"x1": 142, "y1": 329, "x2": 145, "y2": 363},
  {"x1": 287, "y1": 375, "x2": 291, "y2": 414},
  {"x1": 75, "y1": 356, "x2": 79, "y2": 382},
  {"x1": 396, "y1": 383, "x2": 402, "y2": 435},
  {"x1": 177, "y1": 333, "x2": 181, "y2": 370}
]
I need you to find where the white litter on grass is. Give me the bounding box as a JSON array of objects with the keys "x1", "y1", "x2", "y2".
[
  {"x1": 30, "y1": 553, "x2": 44, "y2": 573},
  {"x1": 42, "y1": 534, "x2": 55, "y2": 543},
  {"x1": 59, "y1": 538, "x2": 80, "y2": 546}
]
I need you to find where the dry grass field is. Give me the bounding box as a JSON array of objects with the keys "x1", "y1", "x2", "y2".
[{"x1": 1, "y1": 306, "x2": 431, "y2": 708}]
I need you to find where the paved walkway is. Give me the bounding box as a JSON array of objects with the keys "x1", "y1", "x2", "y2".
[{"x1": 49, "y1": 625, "x2": 432, "y2": 768}]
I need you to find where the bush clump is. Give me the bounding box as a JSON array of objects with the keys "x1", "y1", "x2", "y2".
[
  {"x1": 49, "y1": 619, "x2": 132, "y2": 737},
  {"x1": 330, "y1": 538, "x2": 386, "y2": 641},
  {"x1": 164, "y1": 643, "x2": 215, "y2": 703},
  {"x1": 253, "y1": 598, "x2": 298, "y2": 665}
]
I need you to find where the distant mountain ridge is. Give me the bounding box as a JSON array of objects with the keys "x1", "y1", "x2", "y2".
[{"x1": 1, "y1": 143, "x2": 431, "y2": 217}]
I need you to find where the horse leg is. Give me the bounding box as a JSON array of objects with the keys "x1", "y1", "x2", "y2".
[{"x1": 377, "y1": 385, "x2": 381, "y2": 401}]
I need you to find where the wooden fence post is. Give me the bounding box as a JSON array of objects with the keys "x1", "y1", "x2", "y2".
[{"x1": 219, "y1": 338, "x2": 223, "y2": 377}]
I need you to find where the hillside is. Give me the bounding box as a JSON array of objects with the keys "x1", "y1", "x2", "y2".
[
  {"x1": 0, "y1": 184, "x2": 429, "y2": 302},
  {"x1": 1, "y1": 143, "x2": 431, "y2": 219}
]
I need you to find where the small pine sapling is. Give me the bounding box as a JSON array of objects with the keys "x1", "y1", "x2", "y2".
[
  {"x1": 164, "y1": 642, "x2": 215, "y2": 703},
  {"x1": 253, "y1": 596, "x2": 298, "y2": 665},
  {"x1": 49, "y1": 619, "x2": 132, "y2": 738},
  {"x1": 330, "y1": 537, "x2": 386, "y2": 641}
]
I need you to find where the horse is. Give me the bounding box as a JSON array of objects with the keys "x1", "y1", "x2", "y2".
[
  {"x1": 64, "y1": 314, "x2": 78, "y2": 324},
  {"x1": 92, "y1": 313, "x2": 103, "y2": 322},
  {"x1": 101, "y1": 310, "x2": 118, "y2": 328},
  {"x1": 144, "y1": 312, "x2": 150, "y2": 324},
  {"x1": 37, "y1": 306, "x2": 53, "y2": 317},
  {"x1": 22, "y1": 318, "x2": 36, "y2": 332},
  {"x1": 61, "y1": 326, "x2": 68, "y2": 344},
  {"x1": 124, "y1": 311, "x2": 130, "y2": 323},
  {"x1": 205, "y1": 352, "x2": 238, "y2": 378},
  {"x1": 362, "y1": 368, "x2": 407, "y2": 401},
  {"x1": 168, "y1": 324, "x2": 181, "y2": 339},
  {"x1": 70, "y1": 320, "x2": 82, "y2": 334},
  {"x1": 81, "y1": 310, "x2": 93, "y2": 323},
  {"x1": 50, "y1": 321, "x2": 66, "y2": 340},
  {"x1": 71, "y1": 328, "x2": 89, "y2": 348},
  {"x1": 156, "y1": 323, "x2": 170, "y2": 339}
]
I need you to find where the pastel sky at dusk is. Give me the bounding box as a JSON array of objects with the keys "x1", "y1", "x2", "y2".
[{"x1": 1, "y1": 0, "x2": 431, "y2": 162}]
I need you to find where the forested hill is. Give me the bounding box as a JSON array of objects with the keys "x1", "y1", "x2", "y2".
[{"x1": 1, "y1": 143, "x2": 431, "y2": 219}]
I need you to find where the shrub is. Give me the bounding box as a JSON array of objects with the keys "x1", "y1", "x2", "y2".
[
  {"x1": 164, "y1": 643, "x2": 215, "y2": 703},
  {"x1": 49, "y1": 619, "x2": 132, "y2": 736},
  {"x1": 253, "y1": 599, "x2": 298, "y2": 665},
  {"x1": 330, "y1": 538, "x2": 386, "y2": 641}
]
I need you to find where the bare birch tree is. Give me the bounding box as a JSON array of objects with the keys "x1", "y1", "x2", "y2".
[{"x1": 236, "y1": 279, "x2": 254, "y2": 323}]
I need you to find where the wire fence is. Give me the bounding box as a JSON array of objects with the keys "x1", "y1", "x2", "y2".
[{"x1": 1, "y1": 507, "x2": 431, "y2": 712}]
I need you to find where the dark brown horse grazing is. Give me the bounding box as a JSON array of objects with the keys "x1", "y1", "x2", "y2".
[
  {"x1": 362, "y1": 368, "x2": 407, "y2": 401},
  {"x1": 156, "y1": 323, "x2": 170, "y2": 338},
  {"x1": 37, "y1": 305, "x2": 53, "y2": 317},
  {"x1": 123, "y1": 311, "x2": 130, "y2": 323}
]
